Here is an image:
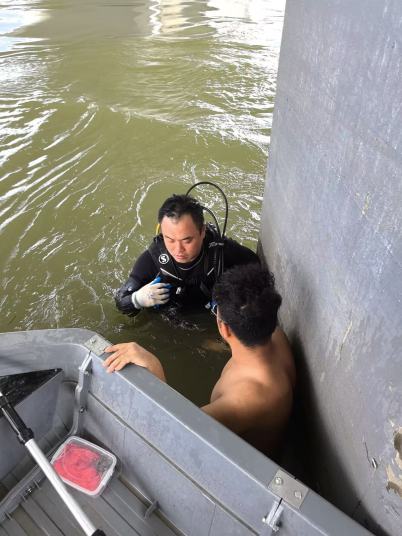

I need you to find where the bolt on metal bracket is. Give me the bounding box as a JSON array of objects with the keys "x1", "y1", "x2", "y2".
[
  {"x1": 268, "y1": 469, "x2": 309, "y2": 510},
  {"x1": 262, "y1": 500, "x2": 283, "y2": 533},
  {"x1": 84, "y1": 334, "x2": 110, "y2": 356}
]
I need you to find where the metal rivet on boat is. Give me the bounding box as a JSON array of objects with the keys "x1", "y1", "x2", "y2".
[
  {"x1": 274, "y1": 476, "x2": 283, "y2": 486},
  {"x1": 294, "y1": 490, "x2": 303, "y2": 500},
  {"x1": 24, "y1": 485, "x2": 35, "y2": 497},
  {"x1": 144, "y1": 499, "x2": 159, "y2": 519}
]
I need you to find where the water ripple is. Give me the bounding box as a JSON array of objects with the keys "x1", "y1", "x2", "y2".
[{"x1": 0, "y1": 0, "x2": 285, "y2": 363}]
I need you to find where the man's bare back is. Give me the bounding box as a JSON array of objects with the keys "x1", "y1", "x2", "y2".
[{"x1": 202, "y1": 327, "x2": 295, "y2": 455}]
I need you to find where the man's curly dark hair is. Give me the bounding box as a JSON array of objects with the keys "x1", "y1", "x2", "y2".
[{"x1": 212, "y1": 263, "x2": 282, "y2": 347}]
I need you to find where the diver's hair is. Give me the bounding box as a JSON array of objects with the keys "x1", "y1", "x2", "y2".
[
  {"x1": 213, "y1": 263, "x2": 281, "y2": 347},
  {"x1": 158, "y1": 194, "x2": 204, "y2": 231}
]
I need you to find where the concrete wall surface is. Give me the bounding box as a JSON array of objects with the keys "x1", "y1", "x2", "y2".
[{"x1": 260, "y1": 1, "x2": 402, "y2": 535}]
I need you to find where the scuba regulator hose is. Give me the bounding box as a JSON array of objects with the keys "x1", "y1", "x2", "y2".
[{"x1": 185, "y1": 181, "x2": 229, "y2": 281}]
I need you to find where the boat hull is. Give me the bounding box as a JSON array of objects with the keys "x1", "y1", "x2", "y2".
[{"x1": 0, "y1": 329, "x2": 372, "y2": 535}]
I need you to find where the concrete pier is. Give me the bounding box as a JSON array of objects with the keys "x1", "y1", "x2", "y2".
[{"x1": 259, "y1": 1, "x2": 402, "y2": 535}]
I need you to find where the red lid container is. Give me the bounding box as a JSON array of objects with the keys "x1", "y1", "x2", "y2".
[{"x1": 51, "y1": 436, "x2": 117, "y2": 496}]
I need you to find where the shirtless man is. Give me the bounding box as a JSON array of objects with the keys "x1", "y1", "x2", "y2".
[{"x1": 104, "y1": 264, "x2": 296, "y2": 456}]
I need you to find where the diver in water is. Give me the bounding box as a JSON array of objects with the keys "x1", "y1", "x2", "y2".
[{"x1": 115, "y1": 184, "x2": 259, "y2": 318}]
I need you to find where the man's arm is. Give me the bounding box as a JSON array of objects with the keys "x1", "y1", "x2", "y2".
[{"x1": 103, "y1": 342, "x2": 166, "y2": 382}]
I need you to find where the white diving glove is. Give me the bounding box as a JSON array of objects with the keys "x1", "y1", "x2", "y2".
[{"x1": 131, "y1": 277, "x2": 170, "y2": 309}]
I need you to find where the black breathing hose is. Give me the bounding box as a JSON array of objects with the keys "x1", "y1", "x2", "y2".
[
  {"x1": 185, "y1": 181, "x2": 229, "y2": 280},
  {"x1": 185, "y1": 181, "x2": 229, "y2": 238}
]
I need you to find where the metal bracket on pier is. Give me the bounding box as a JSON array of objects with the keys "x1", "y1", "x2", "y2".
[{"x1": 70, "y1": 352, "x2": 93, "y2": 436}]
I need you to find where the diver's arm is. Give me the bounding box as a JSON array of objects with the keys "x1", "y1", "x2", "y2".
[
  {"x1": 114, "y1": 251, "x2": 159, "y2": 315},
  {"x1": 103, "y1": 342, "x2": 166, "y2": 382},
  {"x1": 114, "y1": 276, "x2": 141, "y2": 315}
]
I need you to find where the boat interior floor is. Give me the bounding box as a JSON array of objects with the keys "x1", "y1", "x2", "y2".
[{"x1": 0, "y1": 475, "x2": 179, "y2": 536}]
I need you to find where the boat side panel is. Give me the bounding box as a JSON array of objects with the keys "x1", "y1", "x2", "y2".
[
  {"x1": 85, "y1": 395, "x2": 217, "y2": 536},
  {"x1": 0, "y1": 371, "x2": 63, "y2": 482},
  {"x1": 0, "y1": 329, "x2": 96, "y2": 383},
  {"x1": 89, "y1": 359, "x2": 280, "y2": 534},
  {"x1": 84, "y1": 388, "x2": 371, "y2": 536},
  {"x1": 209, "y1": 506, "x2": 255, "y2": 536}
]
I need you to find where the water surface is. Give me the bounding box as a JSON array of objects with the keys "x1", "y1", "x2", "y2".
[{"x1": 0, "y1": 0, "x2": 284, "y2": 405}]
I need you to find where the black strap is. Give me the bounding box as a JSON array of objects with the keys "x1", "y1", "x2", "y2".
[
  {"x1": 148, "y1": 236, "x2": 182, "y2": 281},
  {"x1": 147, "y1": 227, "x2": 223, "y2": 300}
]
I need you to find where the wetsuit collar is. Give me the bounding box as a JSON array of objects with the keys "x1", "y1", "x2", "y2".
[{"x1": 176, "y1": 248, "x2": 205, "y2": 271}]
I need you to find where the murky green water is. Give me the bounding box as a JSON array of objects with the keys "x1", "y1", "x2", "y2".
[{"x1": 0, "y1": 0, "x2": 284, "y2": 405}]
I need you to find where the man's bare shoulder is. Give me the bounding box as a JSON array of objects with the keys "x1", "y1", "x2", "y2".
[
  {"x1": 230, "y1": 373, "x2": 293, "y2": 414},
  {"x1": 202, "y1": 378, "x2": 270, "y2": 433},
  {"x1": 204, "y1": 369, "x2": 293, "y2": 434}
]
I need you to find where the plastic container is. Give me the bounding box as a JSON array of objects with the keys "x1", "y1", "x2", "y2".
[{"x1": 51, "y1": 436, "x2": 117, "y2": 497}]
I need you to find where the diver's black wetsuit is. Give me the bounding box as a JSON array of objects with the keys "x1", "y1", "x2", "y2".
[{"x1": 115, "y1": 228, "x2": 259, "y2": 316}]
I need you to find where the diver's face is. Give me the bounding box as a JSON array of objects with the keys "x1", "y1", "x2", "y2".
[{"x1": 161, "y1": 214, "x2": 205, "y2": 263}]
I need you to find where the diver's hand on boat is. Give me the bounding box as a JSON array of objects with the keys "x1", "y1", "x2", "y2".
[
  {"x1": 103, "y1": 342, "x2": 166, "y2": 381},
  {"x1": 132, "y1": 278, "x2": 170, "y2": 308}
]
